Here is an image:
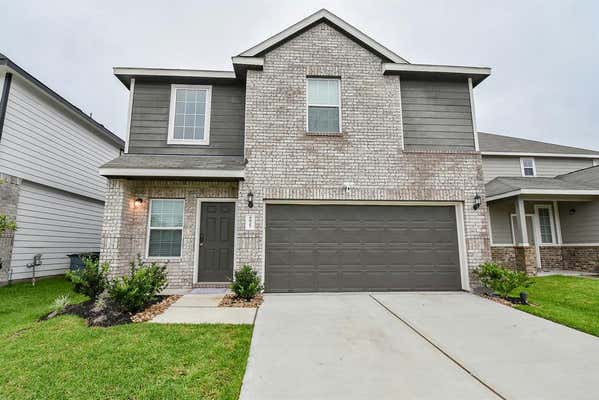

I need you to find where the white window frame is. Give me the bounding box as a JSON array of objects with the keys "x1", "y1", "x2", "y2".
[
  {"x1": 306, "y1": 78, "x2": 342, "y2": 133},
  {"x1": 520, "y1": 157, "x2": 536, "y2": 177},
  {"x1": 146, "y1": 199, "x2": 185, "y2": 259},
  {"x1": 167, "y1": 84, "x2": 212, "y2": 145},
  {"x1": 534, "y1": 204, "x2": 557, "y2": 245}
]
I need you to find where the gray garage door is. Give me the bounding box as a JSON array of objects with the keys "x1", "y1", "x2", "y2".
[{"x1": 265, "y1": 204, "x2": 461, "y2": 292}]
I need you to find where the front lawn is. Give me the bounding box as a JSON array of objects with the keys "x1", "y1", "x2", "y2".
[
  {"x1": 0, "y1": 278, "x2": 253, "y2": 400},
  {"x1": 513, "y1": 275, "x2": 599, "y2": 337}
]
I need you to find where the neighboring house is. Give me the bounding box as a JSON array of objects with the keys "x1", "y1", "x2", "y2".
[
  {"x1": 99, "y1": 9, "x2": 492, "y2": 292},
  {"x1": 0, "y1": 53, "x2": 124, "y2": 284},
  {"x1": 479, "y1": 132, "x2": 599, "y2": 274}
]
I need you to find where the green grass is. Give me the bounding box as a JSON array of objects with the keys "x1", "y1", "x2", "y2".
[
  {"x1": 0, "y1": 278, "x2": 253, "y2": 400},
  {"x1": 513, "y1": 275, "x2": 599, "y2": 337}
]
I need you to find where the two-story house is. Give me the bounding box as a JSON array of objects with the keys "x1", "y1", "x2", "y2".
[
  {"x1": 0, "y1": 53, "x2": 124, "y2": 284},
  {"x1": 99, "y1": 9, "x2": 599, "y2": 292}
]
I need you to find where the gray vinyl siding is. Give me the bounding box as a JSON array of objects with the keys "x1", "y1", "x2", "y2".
[
  {"x1": 9, "y1": 181, "x2": 104, "y2": 280},
  {"x1": 482, "y1": 156, "x2": 593, "y2": 183},
  {"x1": 488, "y1": 200, "x2": 514, "y2": 244},
  {"x1": 127, "y1": 81, "x2": 245, "y2": 156},
  {"x1": 0, "y1": 76, "x2": 121, "y2": 201},
  {"x1": 559, "y1": 200, "x2": 599, "y2": 243},
  {"x1": 400, "y1": 78, "x2": 475, "y2": 151}
]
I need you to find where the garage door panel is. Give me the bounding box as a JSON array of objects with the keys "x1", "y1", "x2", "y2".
[{"x1": 265, "y1": 205, "x2": 461, "y2": 292}]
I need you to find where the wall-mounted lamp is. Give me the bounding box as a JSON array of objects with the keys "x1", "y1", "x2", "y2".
[
  {"x1": 342, "y1": 182, "x2": 354, "y2": 194},
  {"x1": 247, "y1": 192, "x2": 254, "y2": 208},
  {"x1": 569, "y1": 208, "x2": 576, "y2": 215},
  {"x1": 473, "y1": 193, "x2": 481, "y2": 210},
  {"x1": 134, "y1": 198, "x2": 144, "y2": 208}
]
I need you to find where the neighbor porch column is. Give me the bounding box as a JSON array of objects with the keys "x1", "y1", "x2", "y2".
[{"x1": 515, "y1": 196, "x2": 528, "y2": 246}]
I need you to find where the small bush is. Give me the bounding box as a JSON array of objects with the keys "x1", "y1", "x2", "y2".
[
  {"x1": 231, "y1": 265, "x2": 263, "y2": 300},
  {"x1": 475, "y1": 262, "x2": 534, "y2": 299},
  {"x1": 108, "y1": 256, "x2": 168, "y2": 313},
  {"x1": 51, "y1": 295, "x2": 71, "y2": 313},
  {"x1": 65, "y1": 257, "x2": 108, "y2": 300}
]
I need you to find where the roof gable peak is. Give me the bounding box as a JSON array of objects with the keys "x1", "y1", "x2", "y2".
[{"x1": 237, "y1": 9, "x2": 408, "y2": 64}]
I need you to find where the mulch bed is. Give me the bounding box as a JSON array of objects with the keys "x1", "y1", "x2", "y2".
[
  {"x1": 480, "y1": 293, "x2": 534, "y2": 307},
  {"x1": 219, "y1": 294, "x2": 263, "y2": 308},
  {"x1": 39, "y1": 295, "x2": 180, "y2": 327}
]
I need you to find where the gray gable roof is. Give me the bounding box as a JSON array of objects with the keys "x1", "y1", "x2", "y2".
[
  {"x1": 101, "y1": 154, "x2": 246, "y2": 170},
  {"x1": 478, "y1": 132, "x2": 599, "y2": 156},
  {"x1": 0, "y1": 52, "x2": 124, "y2": 148},
  {"x1": 559, "y1": 165, "x2": 599, "y2": 187},
  {"x1": 486, "y1": 173, "x2": 599, "y2": 200}
]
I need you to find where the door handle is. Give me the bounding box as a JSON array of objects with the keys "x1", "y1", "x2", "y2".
[{"x1": 199, "y1": 233, "x2": 205, "y2": 247}]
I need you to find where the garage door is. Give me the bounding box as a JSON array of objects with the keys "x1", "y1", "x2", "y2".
[{"x1": 265, "y1": 204, "x2": 461, "y2": 292}]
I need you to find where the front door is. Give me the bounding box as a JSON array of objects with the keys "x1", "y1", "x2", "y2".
[{"x1": 198, "y1": 202, "x2": 235, "y2": 282}]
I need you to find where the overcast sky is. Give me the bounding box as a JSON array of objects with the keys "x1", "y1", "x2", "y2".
[{"x1": 2, "y1": 0, "x2": 598, "y2": 149}]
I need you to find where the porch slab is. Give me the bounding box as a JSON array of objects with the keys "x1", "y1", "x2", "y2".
[
  {"x1": 170, "y1": 294, "x2": 224, "y2": 308},
  {"x1": 151, "y1": 306, "x2": 256, "y2": 324}
]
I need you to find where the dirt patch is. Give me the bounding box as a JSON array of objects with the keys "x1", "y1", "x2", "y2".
[
  {"x1": 39, "y1": 295, "x2": 179, "y2": 327},
  {"x1": 219, "y1": 294, "x2": 263, "y2": 308}
]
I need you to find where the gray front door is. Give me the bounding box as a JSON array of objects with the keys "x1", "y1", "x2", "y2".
[
  {"x1": 198, "y1": 202, "x2": 235, "y2": 282},
  {"x1": 265, "y1": 204, "x2": 461, "y2": 292}
]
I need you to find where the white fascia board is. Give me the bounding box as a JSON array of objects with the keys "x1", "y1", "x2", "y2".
[
  {"x1": 231, "y1": 57, "x2": 264, "y2": 67},
  {"x1": 382, "y1": 63, "x2": 491, "y2": 76},
  {"x1": 486, "y1": 189, "x2": 599, "y2": 202},
  {"x1": 113, "y1": 67, "x2": 236, "y2": 80},
  {"x1": 481, "y1": 151, "x2": 599, "y2": 159},
  {"x1": 99, "y1": 168, "x2": 245, "y2": 178},
  {"x1": 238, "y1": 9, "x2": 408, "y2": 63}
]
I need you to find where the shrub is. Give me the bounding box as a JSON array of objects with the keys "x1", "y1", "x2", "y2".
[
  {"x1": 108, "y1": 256, "x2": 168, "y2": 313},
  {"x1": 51, "y1": 295, "x2": 71, "y2": 313},
  {"x1": 65, "y1": 257, "x2": 108, "y2": 300},
  {"x1": 231, "y1": 265, "x2": 263, "y2": 300},
  {"x1": 475, "y1": 262, "x2": 534, "y2": 299}
]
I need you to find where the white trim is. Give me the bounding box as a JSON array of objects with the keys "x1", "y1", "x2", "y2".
[
  {"x1": 520, "y1": 157, "x2": 536, "y2": 177},
  {"x1": 167, "y1": 84, "x2": 212, "y2": 145},
  {"x1": 124, "y1": 78, "x2": 135, "y2": 153},
  {"x1": 398, "y1": 75, "x2": 405, "y2": 151},
  {"x1": 515, "y1": 197, "x2": 529, "y2": 246},
  {"x1": 193, "y1": 198, "x2": 238, "y2": 284},
  {"x1": 490, "y1": 243, "x2": 520, "y2": 247},
  {"x1": 487, "y1": 207, "x2": 494, "y2": 246},
  {"x1": 113, "y1": 67, "x2": 236, "y2": 80},
  {"x1": 553, "y1": 200, "x2": 563, "y2": 244},
  {"x1": 481, "y1": 151, "x2": 599, "y2": 159},
  {"x1": 306, "y1": 78, "x2": 342, "y2": 134},
  {"x1": 0, "y1": 71, "x2": 5, "y2": 102},
  {"x1": 534, "y1": 204, "x2": 557, "y2": 245},
  {"x1": 231, "y1": 56, "x2": 264, "y2": 68},
  {"x1": 531, "y1": 214, "x2": 542, "y2": 271},
  {"x1": 593, "y1": 159, "x2": 599, "y2": 166},
  {"x1": 383, "y1": 63, "x2": 491, "y2": 77},
  {"x1": 145, "y1": 199, "x2": 185, "y2": 260},
  {"x1": 238, "y1": 9, "x2": 408, "y2": 63},
  {"x1": 510, "y1": 213, "x2": 534, "y2": 247},
  {"x1": 99, "y1": 168, "x2": 245, "y2": 178},
  {"x1": 262, "y1": 200, "x2": 470, "y2": 291},
  {"x1": 545, "y1": 242, "x2": 599, "y2": 247},
  {"x1": 486, "y1": 189, "x2": 599, "y2": 202},
  {"x1": 468, "y1": 78, "x2": 480, "y2": 151}
]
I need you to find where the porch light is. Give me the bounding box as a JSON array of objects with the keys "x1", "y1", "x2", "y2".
[
  {"x1": 473, "y1": 193, "x2": 481, "y2": 210},
  {"x1": 247, "y1": 192, "x2": 254, "y2": 208},
  {"x1": 569, "y1": 208, "x2": 576, "y2": 215},
  {"x1": 134, "y1": 198, "x2": 144, "y2": 208}
]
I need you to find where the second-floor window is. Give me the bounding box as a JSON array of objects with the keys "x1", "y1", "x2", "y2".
[
  {"x1": 521, "y1": 157, "x2": 536, "y2": 177},
  {"x1": 168, "y1": 84, "x2": 212, "y2": 145},
  {"x1": 307, "y1": 78, "x2": 341, "y2": 133}
]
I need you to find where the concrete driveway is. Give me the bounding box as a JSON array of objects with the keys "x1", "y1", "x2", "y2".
[{"x1": 240, "y1": 292, "x2": 599, "y2": 400}]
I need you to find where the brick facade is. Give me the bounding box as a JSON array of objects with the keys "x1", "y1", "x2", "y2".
[
  {"x1": 238, "y1": 22, "x2": 491, "y2": 288},
  {"x1": 491, "y1": 246, "x2": 537, "y2": 275},
  {"x1": 0, "y1": 173, "x2": 20, "y2": 283},
  {"x1": 100, "y1": 179, "x2": 238, "y2": 288},
  {"x1": 492, "y1": 245, "x2": 599, "y2": 275}
]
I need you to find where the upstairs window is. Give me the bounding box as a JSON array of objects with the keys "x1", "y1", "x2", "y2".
[
  {"x1": 147, "y1": 199, "x2": 184, "y2": 258},
  {"x1": 168, "y1": 84, "x2": 211, "y2": 145},
  {"x1": 521, "y1": 158, "x2": 536, "y2": 177},
  {"x1": 307, "y1": 78, "x2": 341, "y2": 133}
]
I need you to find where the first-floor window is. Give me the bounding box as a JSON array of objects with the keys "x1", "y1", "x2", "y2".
[
  {"x1": 536, "y1": 206, "x2": 555, "y2": 244},
  {"x1": 148, "y1": 199, "x2": 184, "y2": 257}
]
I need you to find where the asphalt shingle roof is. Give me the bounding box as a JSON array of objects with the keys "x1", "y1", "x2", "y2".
[
  {"x1": 478, "y1": 132, "x2": 599, "y2": 156},
  {"x1": 100, "y1": 154, "x2": 246, "y2": 170}
]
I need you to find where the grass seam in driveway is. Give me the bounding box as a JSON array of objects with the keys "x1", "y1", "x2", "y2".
[{"x1": 369, "y1": 294, "x2": 506, "y2": 400}]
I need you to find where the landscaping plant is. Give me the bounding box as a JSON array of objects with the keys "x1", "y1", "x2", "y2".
[
  {"x1": 65, "y1": 257, "x2": 109, "y2": 300},
  {"x1": 475, "y1": 262, "x2": 533, "y2": 299},
  {"x1": 231, "y1": 265, "x2": 263, "y2": 300},
  {"x1": 108, "y1": 256, "x2": 168, "y2": 313}
]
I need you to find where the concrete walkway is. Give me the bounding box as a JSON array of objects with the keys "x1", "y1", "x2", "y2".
[
  {"x1": 240, "y1": 292, "x2": 599, "y2": 400},
  {"x1": 151, "y1": 294, "x2": 256, "y2": 324}
]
